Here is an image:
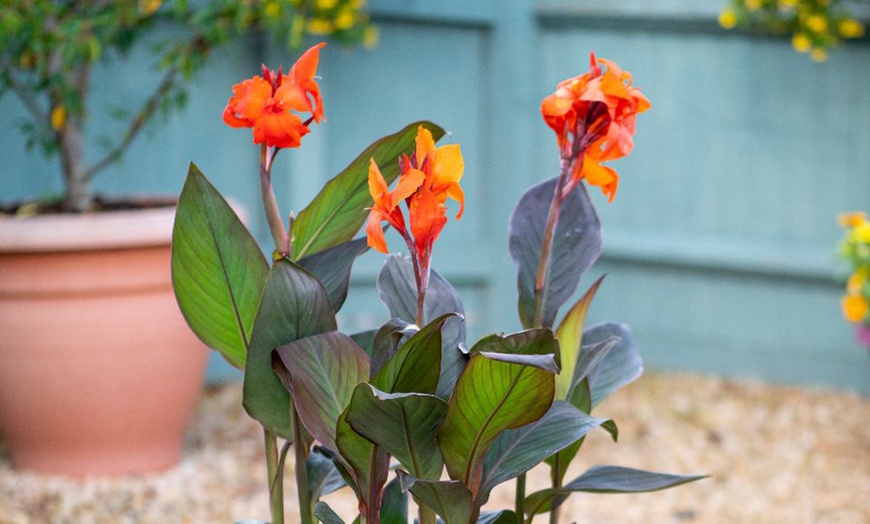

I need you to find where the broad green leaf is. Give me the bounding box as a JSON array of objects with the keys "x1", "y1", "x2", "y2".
[
  {"x1": 397, "y1": 470, "x2": 474, "y2": 524},
  {"x1": 438, "y1": 352, "x2": 556, "y2": 494},
  {"x1": 565, "y1": 336, "x2": 620, "y2": 411},
  {"x1": 346, "y1": 385, "x2": 447, "y2": 480},
  {"x1": 380, "y1": 475, "x2": 408, "y2": 524},
  {"x1": 524, "y1": 466, "x2": 707, "y2": 515},
  {"x1": 335, "y1": 409, "x2": 390, "y2": 503},
  {"x1": 554, "y1": 276, "x2": 605, "y2": 398},
  {"x1": 509, "y1": 178, "x2": 601, "y2": 329},
  {"x1": 307, "y1": 447, "x2": 348, "y2": 502},
  {"x1": 371, "y1": 314, "x2": 453, "y2": 395},
  {"x1": 292, "y1": 121, "x2": 445, "y2": 259},
  {"x1": 584, "y1": 322, "x2": 643, "y2": 408},
  {"x1": 243, "y1": 258, "x2": 337, "y2": 437},
  {"x1": 272, "y1": 331, "x2": 368, "y2": 459},
  {"x1": 171, "y1": 163, "x2": 268, "y2": 368},
  {"x1": 370, "y1": 318, "x2": 417, "y2": 377},
  {"x1": 480, "y1": 402, "x2": 608, "y2": 499},
  {"x1": 477, "y1": 511, "x2": 518, "y2": 524},
  {"x1": 314, "y1": 501, "x2": 346, "y2": 524},
  {"x1": 377, "y1": 254, "x2": 468, "y2": 399},
  {"x1": 350, "y1": 329, "x2": 377, "y2": 358},
  {"x1": 297, "y1": 236, "x2": 369, "y2": 313}
]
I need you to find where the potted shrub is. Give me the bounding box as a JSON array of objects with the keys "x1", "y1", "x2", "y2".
[{"x1": 0, "y1": 0, "x2": 373, "y2": 476}]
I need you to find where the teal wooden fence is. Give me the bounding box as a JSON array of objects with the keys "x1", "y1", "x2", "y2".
[{"x1": 2, "y1": 0, "x2": 868, "y2": 392}]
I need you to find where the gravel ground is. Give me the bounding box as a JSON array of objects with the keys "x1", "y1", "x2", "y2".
[{"x1": 1, "y1": 372, "x2": 867, "y2": 523}]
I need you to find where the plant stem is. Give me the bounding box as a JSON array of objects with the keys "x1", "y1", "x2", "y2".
[
  {"x1": 293, "y1": 407, "x2": 314, "y2": 524},
  {"x1": 531, "y1": 161, "x2": 570, "y2": 328},
  {"x1": 260, "y1": 145, "x2": 291, "y2": 257},
  {"x1": 515, "y1": 472, "x2": 526, "y2": 521},
  {"x1": 264, "y1": 429, "x2": 285, "y2": 524},
  {"x1": 549, "y1": 454, "x2": 564, "y2": 524}
]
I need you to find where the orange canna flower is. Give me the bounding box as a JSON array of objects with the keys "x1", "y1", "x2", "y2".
[
  {"x1": 541, "y1": 52, "x2": 649, "y2": 202},
  {"x1": 223, "y1": 42, "x2": 326, "y2": 148},
  {"x1": 365, "y1": 125, "x2": 464, "y2": 260}
]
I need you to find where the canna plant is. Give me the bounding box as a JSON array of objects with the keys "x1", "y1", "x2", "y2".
[{"x1": 171, "y1": 44, "x2": 704, "y2": 524}]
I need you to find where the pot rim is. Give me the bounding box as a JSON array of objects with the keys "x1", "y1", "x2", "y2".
[{"x1": 0, "y1": 205, "x2": 177, "y2": 253}]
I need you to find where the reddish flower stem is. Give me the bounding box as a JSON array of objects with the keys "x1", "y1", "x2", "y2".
[{"x1": 260, "y1": 145, "x2": 291, "y2": 257}]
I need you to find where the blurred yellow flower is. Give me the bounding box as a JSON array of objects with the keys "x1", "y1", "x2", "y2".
[
  {"x1": 810, "y1": 48, "x2": 828, "y2": 62},
  {"x1": 307, "y1": 18, "x2": 334, "y2": 35},
  {"x1": 745, "y1": 0, "x2": 762, "y2": 11},
  {"x1": 778, "y1": 0, "x2": 797, "y2": 8},
  {"x1": 839, "y1": 18, "x2": 865, "y2": 39},
  {"x1": 50, "y1": 105, "x2": 66, "y2": 131},
  {"x1": 264, "y1": 1, "x2": 280, "y2": 18},
  {"x1": 335, "y1": 8, "x2": 355, "y2": 30},
  {"x1": 805, "y1": 14, "x2": 828, "y2": 34},
  {"x1": 848, "y1": 268, "x2": 868, "y2": 295},
  {"x1": 853, "y1": 223, "x2": 870, "y2": 243},
  {"x1": 792, "y1": 33, "x2": 812, "y2": 52},
  {"x1": 363, "y1": 25, "x2": 379, "y2": 48},
  {"x1": 138, "y1": 0, "x2": 162, "y2": 16},
  {"x1": 316, "y1": 0, "x2": 339, "y2": 9},
  {"x1": 719, "y1": 9, "x2": 738, "y2": 29}
]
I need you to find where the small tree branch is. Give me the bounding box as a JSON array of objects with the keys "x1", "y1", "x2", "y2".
[
  {"x1": 83, "y1": 65, "x2": 179, "y2": 181},
  {"x1": 1, "y1": 68, "x2": 48, "y2": 125}
]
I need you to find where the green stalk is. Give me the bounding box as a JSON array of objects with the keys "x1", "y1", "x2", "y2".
[
  {"x1": 293, "y1": 407, "x2": 314, "y2": 524},
  {"x1": 514, "y1": 472, "x2": 527, "y2": 520},
  {"x1": 549, "y1": 454, "x2": 564, "y2": 524},
  {"x1": 264, "y1": 429, "x2": 285, "y2": 524}
]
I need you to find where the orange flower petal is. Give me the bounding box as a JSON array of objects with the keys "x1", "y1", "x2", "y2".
[
  {"x1": 582, "y1": 160, "x2": 620, "y2": 203},
  {"x1": 391, "y1": 168, "x2": 426, "y2": 208},
  {"x1": 366, "y1": 210, "x2": 390, "y2": 254},
  {"x1": 368, "y1": 158, "x2": 392, "y2": 212},
  {"x1": 223, "y1": 76, "x2": 272, "y2": 127},
  {"x1": 415, "y1": 126, "x2": 436, "y2": 169},
  {"x1": 409, "y1": 188, "x2": 447, "y2": 257},
  {"x1": 252, "y1": 111, "x2": 307, "y2": 148}
]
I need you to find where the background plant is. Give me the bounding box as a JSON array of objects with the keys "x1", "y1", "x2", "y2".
[
  {"x1": 0, "y1": 0, "x2": 374, "y2": 212},
  {"x1": 718, "y1": 0, "x2": 866, "y2": 62},
  {"x1": 837, "y1": 212, "x2": 870, "y2": 325}
]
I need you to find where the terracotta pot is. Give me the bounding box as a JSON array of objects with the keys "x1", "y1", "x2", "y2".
[{"x1": 0, "y1": 205, "x2": 208, "y2": 476}]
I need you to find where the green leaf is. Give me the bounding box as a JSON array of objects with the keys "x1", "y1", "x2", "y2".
[
  {"x1": 350, "y1": 329, "x2": 377, "y2": 358},
  {"x1": 314, "y1": 501, "x2": 346, "y2": 524},
  {"x1": 335, "y1": 409, "x2": 390, "y2": 503},
  {"x1": 480, "y1": 401, "x2": 608, "y2": 499},
  {"x1": 346, "y1": 385, "x2": 447, "y2": 480},
  {"x1": 171, "y1": 163, "x2": 268, "y2": 368},
  {"x1": 554, "y1": 276, "x2": 605, "y2": 399},
  {"x1": 371, "y1": 314, "x2": 454, "y2": 395},
  {"x1": 438, "y1": 351, "x2": 556, "y2": 494},
  {"x1": 565, "y1": 337, "x2": 620, "y2": 411},
  {"x1": 524, "y1": 466, "x2": 707, "y2": 515},
  {"x1": 509, "y1": 178, "x2": 601, "y2": 329},
  {"x1": 272, "y1": 331, "x2": 368, "y2": 458},
  {"x1": 380, "y1": 475, "x2": 408, "y2": 524},
  {"x1": 370, "y1": 318, "x2": 417, "y2": 377},
  {"x1": 397, "y1": 470, "x2": 474, "y2": 524},
  {"x1": 297, "y1": 236, "x2": 369, "y2": 313},
  {"x1": 584, "y1": 322, "x2": 643, "y2": 408},
  {"x1": 292, "y1": 121, "x2": 446, "y2": 260},
  {"x1": 477, "y1": 511, "x2": 518, "y2": 524},
  {"x1": 377, "y1": 254, "x2": 468, "y2": 399},
  {"x1": 243, "y1": 259, "x2": 337, "y2": 437},
  {"x1": 307, "y1": 447, "x2": 348, "y2": 502}
]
